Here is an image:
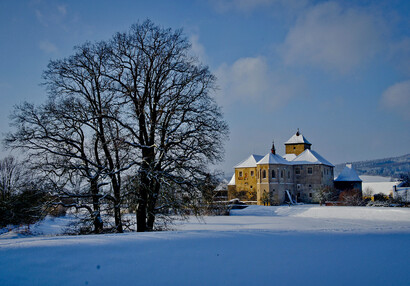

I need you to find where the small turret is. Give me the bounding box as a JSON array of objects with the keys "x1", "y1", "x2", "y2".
[{"x1": 271, "y1": 140, "x2": 276, "y2": 155}]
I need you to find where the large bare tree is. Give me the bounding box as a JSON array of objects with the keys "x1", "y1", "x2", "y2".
[
  {"x1": 108, "y1": 20, "x2": 228, "y2": 231},
  {"x1": 5, "y1": 20, "x2": 228, "y2": 233}
]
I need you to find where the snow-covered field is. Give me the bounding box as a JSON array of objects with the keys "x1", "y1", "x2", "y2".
[{"x1": 1, "y1": 205, "x2": 410, "y2": 285}]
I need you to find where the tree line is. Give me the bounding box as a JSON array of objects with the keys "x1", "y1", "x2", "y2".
[{"x1": 2, "y1": 20, "x2": 228, "y2": 233}]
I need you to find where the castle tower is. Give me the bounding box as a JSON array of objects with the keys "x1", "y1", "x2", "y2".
[{"x1": 284, "y1": 129, "x2": 312, "y2": 156}]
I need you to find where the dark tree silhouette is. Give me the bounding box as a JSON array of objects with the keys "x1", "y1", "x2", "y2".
[{"x1": 5, "y1": 20, "x2": 228, "y2": 233}]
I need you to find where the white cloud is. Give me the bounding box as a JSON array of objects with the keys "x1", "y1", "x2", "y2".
[
  {"x1": 281, "y1": 2, "x2": 384, "y2": 73},
  {"x1": 38, "y1": 40, "x2": 58, "y2": 53},
  {"x1": 189, "y1": 34, "x2": 207, "y2": 63},
  {"x1": 215, "y1": 56, "x2": 304, "y2": 108},
  {"x1": 380, "y1": 80, "x2": 410, "y2": 120}
]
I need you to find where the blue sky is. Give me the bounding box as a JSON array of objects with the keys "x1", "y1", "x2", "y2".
[{"x1": 0, "y1": 0, "x2": 409, "y2": 175}]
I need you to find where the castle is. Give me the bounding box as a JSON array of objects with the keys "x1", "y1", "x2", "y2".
[{"x1": 227, "y1": 130, "x2": 335, "y2": 205}]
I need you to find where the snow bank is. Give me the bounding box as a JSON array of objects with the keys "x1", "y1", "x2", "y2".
[
  {"x1": 1, "y1": 229, "x2": 409, "y2": 286},
  {"x1": 1, "y1": 206, "x2": 410, "y2": 285},
  {"x1": 230, "y1": 205, "x2": 410, "y2": 221}
]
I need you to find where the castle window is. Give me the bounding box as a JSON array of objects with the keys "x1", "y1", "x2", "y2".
[
  {"x1": 239, "y1": 171, "x2": 243, "y2": 177},
  {"x1": 271, "y1": 170, "x2": 276, "y2": 178},
  {"x1": 308, "y1": 167, "x2": 313, "y2": 174},
  {"x1": 251, "y1": 171, "x2": 254, "y2": 177},
  {"x1": 262, "y1": 170, "x2": 266, "y2": 179},
  {"x1": 281, "y1": 170, "x2": 284, "y2": 178},
  {"x1": 309, "y1": 193, "x2": 312, "y2": 197},
  {"x1": 309, "y1": 184, "x2": 312, "y2": 188},
  {"x1": 295, "y1": 168, "x2": 300, "y2": 175},
  {"x1": 250, "y1": 185, "x2": 253, "y2": 189},
  {"x1": 288, "y1": 171, "x2": 290, "y2": 178}
]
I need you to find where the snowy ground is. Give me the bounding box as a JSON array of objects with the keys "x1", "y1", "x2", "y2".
[{"x1": 1, "y1": 205, "x2": 410, "y2": 285}]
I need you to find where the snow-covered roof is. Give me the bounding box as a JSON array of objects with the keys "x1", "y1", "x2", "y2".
[
  {"x1": 235, "y1": 154, "x2": 264, "y2": 168},
  {"x1": 335, "y1": 164, "x2": 362, "y2": 182},
  {"x1": 257, "y1": 153, "x2": 291, "y2": 165},
  {"x1": 285, "y1": 132, "x2": 311, "y2": 145},
  {"x1": 359, "y1": 175, "x2": 397, "y2": 183},
  {"x1": 362, "y1": 181, "x2": 399, "y2": 196},
  {"x1": 228, "y1": 174, "x2": 235, "y2": 186},
  {"x1": 283, "y1": 154, "x2": 297, "y2": 161},
  {"x1": 291, "y1": 149, "x2": 334, "y2": 167}
]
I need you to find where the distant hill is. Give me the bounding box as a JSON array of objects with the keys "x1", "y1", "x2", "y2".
[{"x1": 335, "y1": 154, "x2": 410, "y2": 178}]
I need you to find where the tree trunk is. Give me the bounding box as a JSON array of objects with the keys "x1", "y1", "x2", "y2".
[
  {"x1": 136, "y1": 146, "x2": 155, "y2": 232},
  {"x1": 112, "y1": 182, "x2": 123, "y2": 233},
  {"x1": 146, "y1": 181, "x2": 160, "y2": 231},
  {"x1": 136, "y1": 179, "x2": 148, "y2": 232},
  {"x1": 90, "y1": 179, "x2": 103, "y2": 233}
]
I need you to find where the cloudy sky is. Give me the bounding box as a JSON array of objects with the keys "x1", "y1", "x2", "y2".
[{"x1": 0, "y1": 0, "x2": 409, "y2": 175}]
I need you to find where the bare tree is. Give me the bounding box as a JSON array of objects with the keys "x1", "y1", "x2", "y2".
[
  {"x1": 107, "y1": 20, "x2": 228, "y2": 231},
  {"x1": 42, "y1": 41, "x2": 135, "y2": 232},
  {"x1": 5, "y1": 20, "x2": 228, "y2": 233},
  {"x1": 0, "y1": 156, "x2": 22, "y2": 201},
  {"x1": 363, "y1": 187, "x2": 373, "y2": 201},
  {"x1": 6, "y1": 100, "x2": 109, "y2": 233},
  {"x1": 339, "y1": 189, "x2": 363, "y2": 206},
  {"x1": 314, "y1": 186, "x2": 339, "y2": 205},
  {"x1": 0, "y1": 157, "x2": 48, "y2": 228}
]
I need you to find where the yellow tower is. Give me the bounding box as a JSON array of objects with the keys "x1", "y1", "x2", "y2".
[{"x1": 284, "y1": 129, "x2": 312, "y2": 156}]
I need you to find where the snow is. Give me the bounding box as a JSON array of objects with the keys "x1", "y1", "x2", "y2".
[
  {"x1": 227, "y1": 174, "x2": 235, "y2": 185},
  {"x1": 359, "y1": 175, "x2": 400, "y2": 196},
  {"x1": 335, "y1": 164, "x2": 361, "y2": 182},
  {"x1": 1, "y1": 205, "x2": 410, "y2": 286},
  {"x1": 360, "y1": 175, "x2": 397, "y2": 183},
  {"x1": 234, "y1": 154, "x2": 264, "y2": 168},
  {"x1": 291, "y1": 149, "x2": 334, "y2": 166},
  {"x1": 284, "y1": 132, "x2": 311, "y2": 145},
  {"x1": 363, "y1": 181, "x2": 400, "y2": 196},
  {"x1": 283, "y1": 153, "x2": 296, "y2": 161},
  {"x1": 257, "y1": 152, "x2": 290, "y2": 165},
  {"x1": 177, "y1": 205, "x2": 410, "y2": 232}
]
